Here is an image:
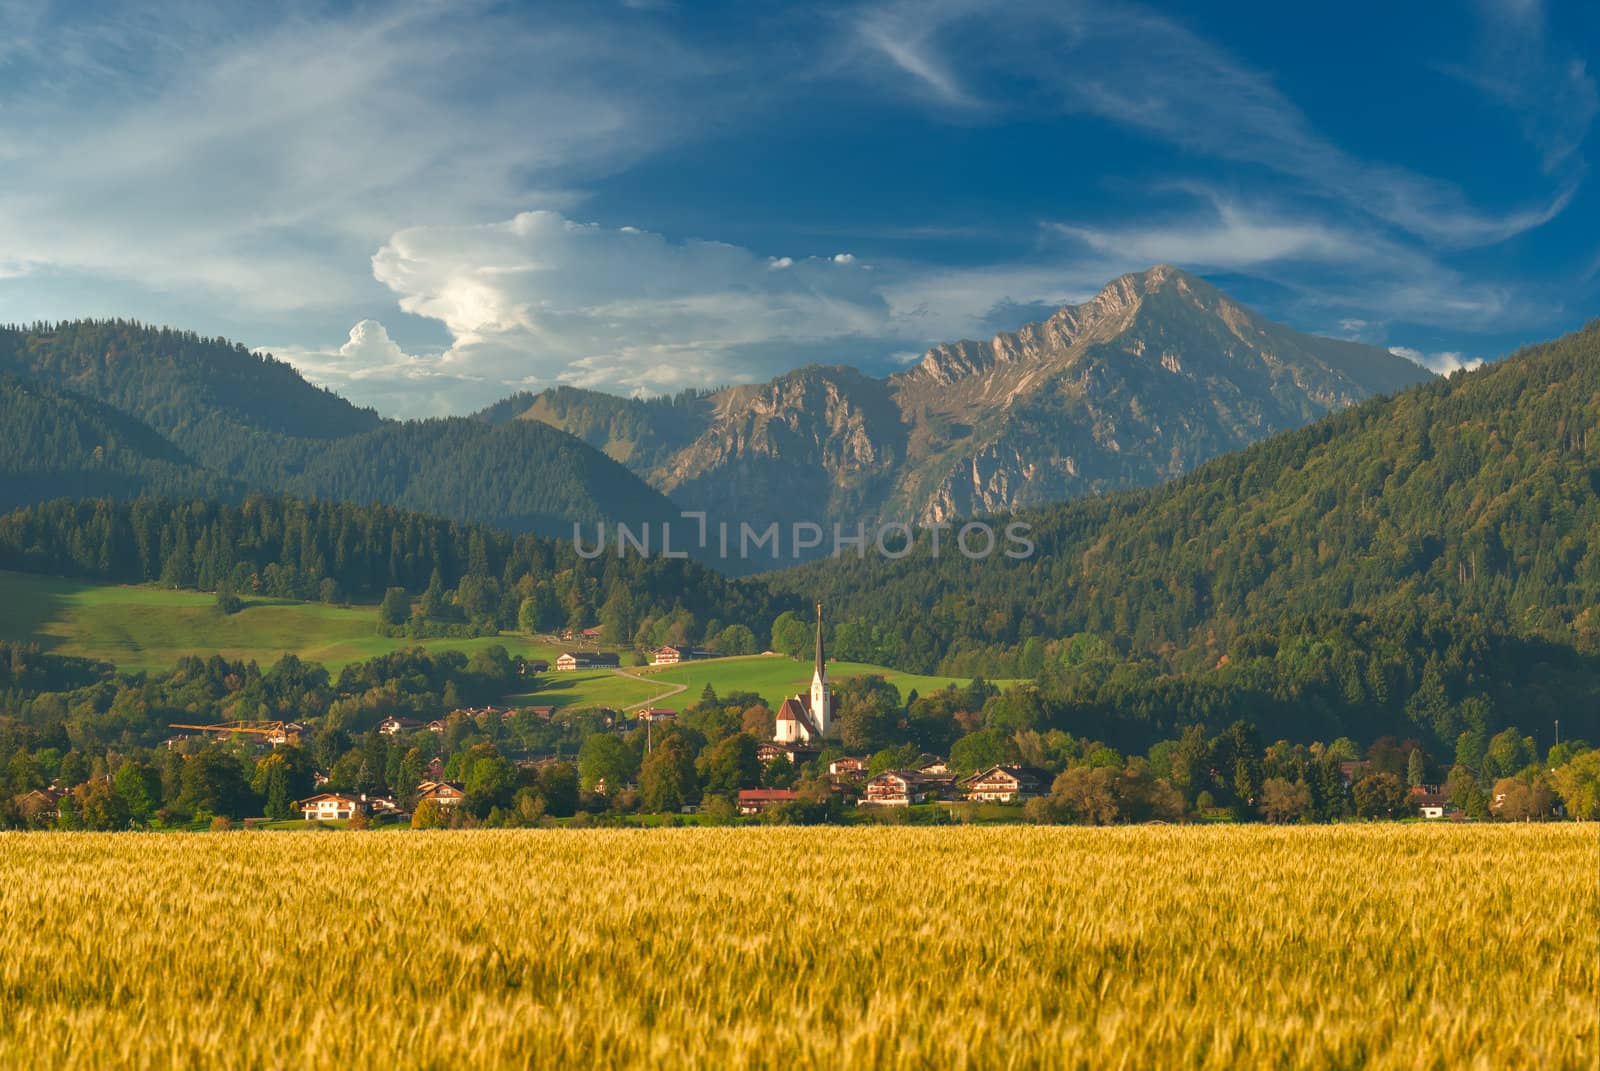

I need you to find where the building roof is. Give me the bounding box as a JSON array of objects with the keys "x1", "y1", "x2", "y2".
[
  {"x1": 777, "y1": 695, "x2": 821, "y2": 739},
  {"x1": 738, "y1": 789, "x2": 800, "y2": 802},
  {"x1": 958, "y1": 763, "x2": 1045, "y2": 786}
]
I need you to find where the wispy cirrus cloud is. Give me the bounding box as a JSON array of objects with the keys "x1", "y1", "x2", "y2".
[
  {"x1": 1445, "y1": 0, "x2": 1597, "y2": 173},
  {"x1": 848, "y1": 0, "x2": 1579, "y2": 249},
  {"x1": 0, "y1": 2, "x2": 718, "y2": 310}
]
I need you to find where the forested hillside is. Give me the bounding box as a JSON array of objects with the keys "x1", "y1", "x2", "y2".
[
  {"x1": 0, "y1": 321, "x2": 687, "y2": 536},
  {"x1": 280, "y1": 418, "x2": 685, "y2": 537},
  {"x1": 0, "y1": 376, "x2": 236, "y2": 510},
  {"x1": 762, "y1": 322, "x2": 1600, "y2": 751},
  {"x1": 0, "y1": 496, "x2": 789, "y2": 640},
  {"x1": 781, "y1": 321, "x2": 1600, "y2": 661}
]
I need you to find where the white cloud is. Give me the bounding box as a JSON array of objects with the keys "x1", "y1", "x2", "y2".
[
  {"x1": 355, "y1": 210, "x2": 901, "y2": 404},
  {"x1": 1052, "y1": 202, "x2": 1363, "y2": 268},
  {"x1": 1390, "y1": 346, "x2": 1484, "y2": 375},
  {"x1": 0, "y1": 3, "x2": 716, "y2": 312}
]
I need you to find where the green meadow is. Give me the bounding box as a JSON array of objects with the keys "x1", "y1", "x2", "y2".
[
  {"x1": 632, "y1": 653, "x2": 1006, "y2": 709},
  {"x1": 0, "y1": 571, "x2": 562, "y2": 675},
  {"x1": 0, "y1": 571, "x2": 1005, "y2": 710}
]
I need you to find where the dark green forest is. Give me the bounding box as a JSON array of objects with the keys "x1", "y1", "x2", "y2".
[
  {"x1": 0, "y1": 496, "x2": 790, "y2": 637},
  {"x1": 0, "y1": 376, "x2": 237, "y2": 510},
  {"x1": 0, "y1": 321, "x2": 687, "y2": 537}
]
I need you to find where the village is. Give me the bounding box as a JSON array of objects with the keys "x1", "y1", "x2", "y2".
[{"x1": 7, "y1": 602, "x2": 1495, "y2": 831}]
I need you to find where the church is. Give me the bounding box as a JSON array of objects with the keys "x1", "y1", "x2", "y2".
[{"x1": 774, "y1": 603, "x2": 831, "y2": 745}]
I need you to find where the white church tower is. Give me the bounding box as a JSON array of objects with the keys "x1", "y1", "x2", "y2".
[
  {"x1": 808, "y1": 602, "x2": 830, "y2": 733},
  {"x1": 773, "y1": 603, "x2": 831, "y2": 745}
]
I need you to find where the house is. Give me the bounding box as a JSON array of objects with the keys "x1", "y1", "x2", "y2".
[
  {"x1": 1338, "y1": 760, "x2": 1372, "y2": 787},
  {"x1": 862, "y1": 770, "x2": 932, "y2": 806},
  {"x1": 378, "y1": 717, "x2": 423, "y2": 736},
  {"x1": 415, "y1": 781, "x2": 466, "y2": 807},
  {"x1": 773, "y1": 604, "x2": 831, "y2": 746},
  {"x1": 16, "y1": 786, "x2": 62, "y2": 821},
  {"x1": 299, "y1": 793, "x2": 362, "y2": 821},
  {"x1": 737, "y1": 789, "x2": 799, "y2": 815},
  {"x1": 959, "y1": 764, "x2": 1045, "y2": 803},
  {"x1": 758, "y1": 741, "x2": 818, "y2": 768},
  {"x1": 424, "y1": 757, "x2": 446, "y2": 782},
  {"x1": 828, "y1": 756, "x2": 868, "y2": 778},
  {"x1": 652, "y1": 645, "x2": 713, "y2": 666},
  {"x1": 521, "y1": 705, "x2": 556, "y2": 721},
  {"x1": 523, "y1": 659, "x2": 550, "y2": 675},
  {"x1": 638, "y1": 708, "x2": 678, "y2": 724},
  {"x1": 556, "y1": 651, "x2": 621, "y2": 671},
  {"x1": 1411, "y1": 787, "x2": 1451, "y2": 820},
  {"x1": 425, "y1": 720, "x2": 448, "y2": 734},
  {"x1": 917, "y1": 757, "x2": 951, "y2": 776},
  {"x1": 582, "y1": 627, "x2": 603, "y2": 640}
]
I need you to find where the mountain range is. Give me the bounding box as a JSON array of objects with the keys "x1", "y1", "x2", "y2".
[
  {"x1": 490, "y1": 266, "x2": 1429, "y2": 531},
  {"x1": 0, "y1": 268, "x2": 1429, "y2": 554},
  {"x1": 776, "y1": 319, "x2": 1600, "y2": 681}
]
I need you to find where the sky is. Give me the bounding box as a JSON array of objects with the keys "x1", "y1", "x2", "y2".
[{"x1": 1, "y1": 0, "x2": 1596, "y2": 417}]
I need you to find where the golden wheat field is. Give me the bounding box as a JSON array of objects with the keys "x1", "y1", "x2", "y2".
[{"x1": 0, "y1": 826, "x2": 1594, "y2": 1070}]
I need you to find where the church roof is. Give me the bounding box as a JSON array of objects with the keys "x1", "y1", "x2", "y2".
[{"x1": 777, "y1": 696, "x2": 821, "y2": 739}]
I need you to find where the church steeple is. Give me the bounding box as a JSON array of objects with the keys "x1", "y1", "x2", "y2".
[
  {"x1": 809, "y1": 602, "x2": 830, "y2": 734},
  {"x1": 814, "y1": 601, "x2": 824, "y2": 673}
]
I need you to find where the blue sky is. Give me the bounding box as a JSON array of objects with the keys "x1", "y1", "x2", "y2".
[{"x1": 0, "y1": 0, "x2": 1595, "y2": 416}]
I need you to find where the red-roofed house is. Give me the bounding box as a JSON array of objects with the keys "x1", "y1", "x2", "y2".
[{"x1": 737, "y1": 789, "x2": 800, "y2": 815}]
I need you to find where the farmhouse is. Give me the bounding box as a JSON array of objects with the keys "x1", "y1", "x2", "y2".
[
  {"x1": 378, "y1": 717, "x2": 423, "y2": 736},
  {"x1": 1338, "y1": 760, "x2": 1372, "y2": 787},
  {"x1": 1411, "y1": 788, "x2": 1451, "y2": 820},
  {"x1": 556, "y1": 652, "x2": 621, "y2": 671},
  {"x1": 652, "y1": 645, "x2": 713, "y2": 666},
  {"x1": 361, "y1": 793, "x2": 402, "y2": 815},
  {"x1": 737, "y1": 789, "x2": 799, "y2": 815},
  {"x1": 16, "y1": 786, "x2": 62, "y2": 821},
  {"x1": 299, "y1": 793, "x2": 361, "y2": 821},
  {"x1": 774, "y1": 604, "x2": 831, "y2": 746},
  {"x1": 638, "y1": 708, "x2": 678, "y2": 724},
  {"x1": 758, "y1": 741, "x2": 819, "y2": 768},
  {"x1": 862, "y1": 770, "x2": 932, "y2": 806},
  {"x1": 415, "y1": 781, "x2": 466, "y2": 807},
  {"x1": 959, "y1": 764, "x2": 1045, "y2": 803},
  {"x1": 828, "y1": 756, "x2": 868, "y2": 778}
]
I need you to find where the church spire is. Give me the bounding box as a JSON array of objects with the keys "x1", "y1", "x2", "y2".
[{"x1": 814, "y1": 601, "x2": 824, "y2": 673}]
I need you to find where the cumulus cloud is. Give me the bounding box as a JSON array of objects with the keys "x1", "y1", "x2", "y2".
[
  {"x1": 263, "y1": 320, "x2": 485, "y2": 417},
  {"x1": 358, "y1": 210, "x2": 902, "y2": 402},
  {"x1": 1390, "y1": 346, "x2": 1485, "y2": 375}
]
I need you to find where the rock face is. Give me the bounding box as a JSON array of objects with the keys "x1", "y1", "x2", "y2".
[{"x1": 506, "y1": 266, "x2": 1431, "y2": 535}]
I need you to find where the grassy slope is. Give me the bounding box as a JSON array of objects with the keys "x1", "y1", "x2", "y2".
[
  {"x1": 0, "y1": 572, "x2": 562, "y2": 674},
  {"x1": 0, "y1": 572, "x2": 1006, "y2": 709},
  {"x1": 629, "y1": 653, "x2": 1012, "y2": 709}
]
